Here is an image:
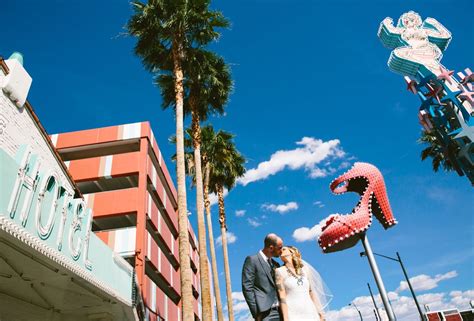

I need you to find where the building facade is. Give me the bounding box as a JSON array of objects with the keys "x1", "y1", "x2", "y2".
[
  {"x1": 1, "y1": 53, "x2": 203, "y2": 321},
  {"x1": 52, "y1": 122, "x2": 202, "y2": 321},
  {"x1": 0, "y1": 56, "x2": 135, "y2": 320}
]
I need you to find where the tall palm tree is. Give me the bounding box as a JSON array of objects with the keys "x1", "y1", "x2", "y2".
[
  {"x1": 418, "y1": 130, "x2": 456, "y2": 172},
  {"x1": 200, "y1": 126, "x2": 235, "y2": 321},
  {"x1": 127, "y1": 1, "x2": 228, "y2": 319},
  {"x1": 176, "y1": 125, "x2": 232, "y2": 321},
  {"x1": 208, "y1": 133, "x2": 245, "y2": 321},
  {"x1": 181, "y1": 126, "x2": 241, "y2": 321},
  {"x1": 165, "y1": 51, "x2": 232, "y2": 320}
]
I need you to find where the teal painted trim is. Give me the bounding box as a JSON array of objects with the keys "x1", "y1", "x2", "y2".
[
  {"x1": 0, "y1": 146, "x2": 133, "y2": 305},
  {"x1": 428, "y1": 36, "x2": 450, "y2": 52},
  {"x1": 388, "y1": 51, "x2": 421, "y2": 77},
  {"x1": 9, "y1": 52, "x2": 24, "y2": 65},
  {"x1": 378, "y1": 25, "x2": 406, "y2": 49}
]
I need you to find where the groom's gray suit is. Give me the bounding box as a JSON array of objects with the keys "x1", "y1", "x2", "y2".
[{"x1": 242, "y1": 253, "x2": 281, "y2": 320}]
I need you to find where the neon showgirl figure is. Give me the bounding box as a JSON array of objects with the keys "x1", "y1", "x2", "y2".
[{"x1": 378, "y1": 11, "x2": 452, "y2": 77}]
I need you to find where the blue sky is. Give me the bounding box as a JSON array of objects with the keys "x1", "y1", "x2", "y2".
[{"x1": 2, "y1": 0, "x2": 473, "y2": 320}]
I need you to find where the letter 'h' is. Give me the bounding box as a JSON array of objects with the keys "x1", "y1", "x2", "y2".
[{"x1": 8, "y1": 148, "x2": 41, "y2": 226}]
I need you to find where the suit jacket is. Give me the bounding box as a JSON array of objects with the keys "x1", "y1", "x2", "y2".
[{"x1": 241, "y1": 253, "x2": 280, "y2": 319}]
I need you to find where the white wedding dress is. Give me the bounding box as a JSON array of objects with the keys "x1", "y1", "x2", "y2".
[{"x1": 277, "y1": 267, "x2": 320, "y2": 321}]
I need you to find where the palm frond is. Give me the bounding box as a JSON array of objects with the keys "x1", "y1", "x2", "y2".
[{"x1": 418, "y1": 130, "x2": 455, "y2": 173}]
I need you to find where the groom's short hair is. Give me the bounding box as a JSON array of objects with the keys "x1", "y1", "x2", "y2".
[{"x1": 264, "y1": 233, "x2": 280, "y2": 248}]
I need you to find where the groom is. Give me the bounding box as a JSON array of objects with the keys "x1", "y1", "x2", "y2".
[{"x1": 242, "y1": 233, "x2": 283, "y2": 321}]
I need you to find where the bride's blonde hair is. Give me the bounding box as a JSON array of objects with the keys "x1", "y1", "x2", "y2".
[{"x1": 287, "y1": 246, "x2": 304, "y2": 275}]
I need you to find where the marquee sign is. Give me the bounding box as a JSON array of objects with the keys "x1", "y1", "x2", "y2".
[
  {"x1": 0, "y1": 54, "x2": 134, "y2": 318},
  {"x1": 1, "y1": 145, "x2": 94, "y2": 270}
]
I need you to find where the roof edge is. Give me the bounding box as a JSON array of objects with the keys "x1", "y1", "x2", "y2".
[{"x1": 0, "y1": 57, "x2": 83, "y2": 199}]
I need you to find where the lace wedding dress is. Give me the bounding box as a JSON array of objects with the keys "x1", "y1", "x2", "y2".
[{"x1": 277, "y1": 267, "x2": 320, "y2": 321}]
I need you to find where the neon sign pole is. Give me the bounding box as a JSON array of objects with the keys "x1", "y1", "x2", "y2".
[{"x1": 361, "y1": 235, "x2": 396, "y2": 321}]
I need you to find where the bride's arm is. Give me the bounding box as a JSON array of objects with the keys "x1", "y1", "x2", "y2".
[
  {"x1": 303, "y1": 263, "x2": 332, "y2": 321},
  {"x1": 309, "y1": 283, "x2": 326, "y2": 321},
  {"x1": 275, "y1": 269, "x2": 289, "y2": 321}
]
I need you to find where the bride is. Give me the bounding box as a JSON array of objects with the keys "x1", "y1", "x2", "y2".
[{"x1": 275, "y1": 246, "x2": 332, "y2": 321}]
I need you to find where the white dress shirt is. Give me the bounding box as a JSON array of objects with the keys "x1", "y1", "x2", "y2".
[{"x1": 259, "y1": 250, "x2": 272, "y2": 266}]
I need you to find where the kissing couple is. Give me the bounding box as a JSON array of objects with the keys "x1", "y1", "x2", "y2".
[{"x1": 241, "y1": 233, "x2": 332, "y2": 321}]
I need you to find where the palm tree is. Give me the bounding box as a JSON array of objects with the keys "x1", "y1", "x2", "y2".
[
  {"x1": 182, "y1": 126, "x2": 242, "y2": 321},
  {"x1": 418, "y1": 130, "x2": 456, "y2": 172},
  {"x1": 201, "y1": 126, "x2": 235, "y2": 321},
  {"x1": 189, "y1": 54, "x2": 229, "y2": 320},
  {"x1": 176, "y1": 126, "x2": 227, "y2": 321},
  {"x1": 127, "y1": 1, "x2": 228, "y2": 319},
  {"x1": 208, "y1": 133, "x2": 245, "y2": 321},
  {"x1": 165, "y1": 51, "x2": 232, "y2": 320}
]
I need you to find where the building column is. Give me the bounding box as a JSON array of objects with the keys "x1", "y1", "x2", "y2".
[{"x1": 136, "y1": 137, "x2": 149, "y2": 296}]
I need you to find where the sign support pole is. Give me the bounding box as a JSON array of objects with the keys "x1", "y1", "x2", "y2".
[{"x1": 361, "y1": 234, "x2": 396, "y2": 321}]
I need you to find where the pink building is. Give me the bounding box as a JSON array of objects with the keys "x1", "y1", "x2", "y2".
[{"x1": 52, "y1": 122, "x2": 201, "y2": 321}]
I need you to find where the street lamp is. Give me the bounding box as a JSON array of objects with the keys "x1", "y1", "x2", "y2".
[
  {"x1": 368, "y1": 283, "x2": 382, "y2": 320},
  {"x1": 373, "y1": 309, "x2": 379, "y2": 321},
  {"x1": 349, "y1": 302, "x2": 363, "y2": 321},
  {"x1": 360, "y1": 251, "x2": 424, "y2": 321}
]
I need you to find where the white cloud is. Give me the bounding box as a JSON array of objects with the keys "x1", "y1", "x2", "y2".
[
  {"x1": 313, "y1": 200, "x2": 325, "y2": 208},
  {"x1": 231, "y1": 292, "x2": 253, "y2": 321},
  {"x1": 235, "y1": 210, "x2": 246, "y2": 217},
  {"x1": 309, "y1": 167, "x2": 334, "y2": 178},
  {"x1": 278, "y1": 185, "x2": 288, "y2": 191},
  {"x1": 396, "y1": 270, "x2": 458, "y2": 293},
  {"x1": 247, "y1": 217, "x2": 262, "y2": 228},
  {"x1": 450, "y1": 290, "x2": 474, "y2": 306},
  {"x1": 209, "y1": 188, "x2": 229, "y2": 207},
  {"x1": 338, "y1": 161, "x2": 351, "y2": 169},
  {"x1": 292, "y1": 215, "x2": 335, "y2": 242},
  {"x1": 328, "y1": 290, "x2": 474, "y2": 321},
  {"x1": 232, "y1": 292, "x2": 245, "y2": 301},
  {"x1": 238, "y1": 137, "x2": 346, "y2": 186},
  {"x1": 327, "y1": 271, "x2": 471, "y2": 321},
  {"x1": 215, "y1": 231, "x2": 237, "y2": 247},
  {"x1": 262, "y1": 201, "x2": 299, "y2": 214}
]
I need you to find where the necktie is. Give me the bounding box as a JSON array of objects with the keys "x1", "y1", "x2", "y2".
[{"x1": 268, "y1": 259, "x2": 275, "y2": 279}]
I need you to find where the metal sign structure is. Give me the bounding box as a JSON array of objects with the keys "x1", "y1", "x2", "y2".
[{"x1": 378, "y1": 11, "x2": 473, "y2": 184}]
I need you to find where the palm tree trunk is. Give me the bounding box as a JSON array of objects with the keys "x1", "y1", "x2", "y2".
[
  {"x1": 190, "y1": 105, "x2": 212, "y2": 320},
  {"x1": 172, "y1": 38, "x2": 194, "y2": 321},
  {"x1": 204, "y1": 164, "x2": 224, "y2": 321},
  {"x1": 217, "y1": 184, "x2": 234, "y2": 321}
]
